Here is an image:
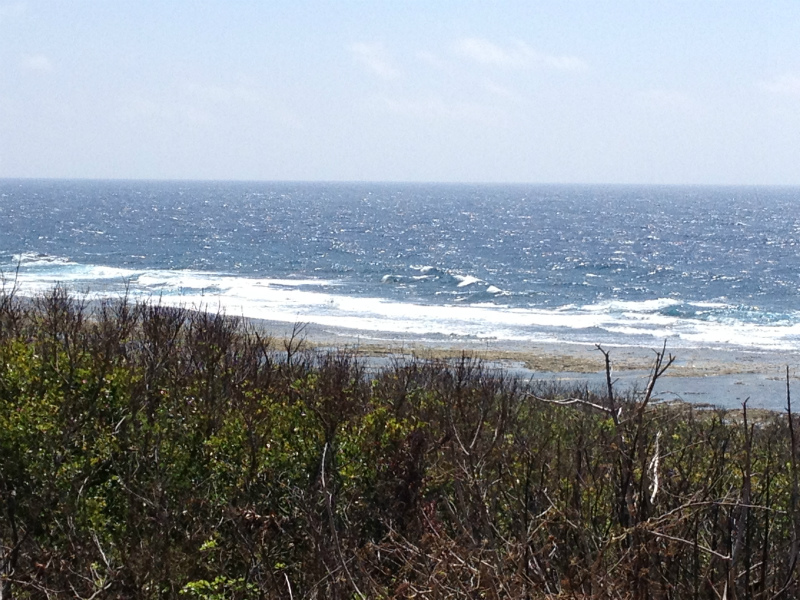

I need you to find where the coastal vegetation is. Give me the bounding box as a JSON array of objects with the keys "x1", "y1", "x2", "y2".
[{"x1": 2, "y1": 287, "x2": 800, "y2": 599}]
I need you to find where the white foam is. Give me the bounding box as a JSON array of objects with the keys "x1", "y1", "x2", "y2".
[
  {"x1": 687, "y1": 300, "x2": 730, "y2": 309},
  {"x1": 583, "y1": 298, "x2": 682, "y2": 313},
  {"x1": 9, "y1": 260, "x2": 800, "y2": 352},
  {"x1": 411, "y1": 265, "x2": 437, "y2": 274},
  {"x1": 454, "y1": 275, "x2": 482, "y2": 288},
  {"x1": 9, "y1": 253, "x2": 77, "y2": 267}
]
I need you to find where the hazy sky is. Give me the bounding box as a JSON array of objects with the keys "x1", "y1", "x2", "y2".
[{"x1": 2, "y1": 1, "x2": 800, "y2": 184}]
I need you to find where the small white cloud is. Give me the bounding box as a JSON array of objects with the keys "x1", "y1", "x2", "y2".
[
  {"x1": 20, "y1": 54, "x2": 52, "y2": 72},
  {"x1": 350, "y1": 43, "x2": 399, "y2": 80},
  {"x1": 455, "y1": 38, "x2": 523, "y2": 67},
  {"x1": 760, "y1": 74, "x2": 800, "y2": 98},
  {"x1": 454, "y1": 37, "x2": 587, "y2": 71}
]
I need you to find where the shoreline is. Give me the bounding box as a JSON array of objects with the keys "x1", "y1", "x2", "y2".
[
  {"x1": 11, "y1": 292, "x2": 800, "y2": 411},
  {"x1": 256, "y1": 318, "x2": 800, "y2": 412}
]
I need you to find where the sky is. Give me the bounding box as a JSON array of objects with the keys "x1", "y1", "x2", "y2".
[{"x1": 2, "y1": 1, "x2": 800, "y2": 185}]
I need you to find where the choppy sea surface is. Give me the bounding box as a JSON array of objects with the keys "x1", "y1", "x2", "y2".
[{"x1": 3, "y1": 179, "x2": 800, "y2": 353}]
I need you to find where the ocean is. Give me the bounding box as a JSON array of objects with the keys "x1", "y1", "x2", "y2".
[{"x1": 3, "y1": 179, "x2": 800, "y2": 353}]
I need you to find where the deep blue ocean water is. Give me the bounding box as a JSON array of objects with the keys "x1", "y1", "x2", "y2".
[{"x1": 3, "y1": 179, "x2": 800, "y2": 351}]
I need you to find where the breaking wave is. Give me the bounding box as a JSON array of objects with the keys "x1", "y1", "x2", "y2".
[{"x1": 4, "y1": 255, "x2": 800, "y2": 351}]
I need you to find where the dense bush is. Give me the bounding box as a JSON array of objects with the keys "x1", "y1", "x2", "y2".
[{"x1": 1, "y1": 286, "x2": 800, "y2": 599}]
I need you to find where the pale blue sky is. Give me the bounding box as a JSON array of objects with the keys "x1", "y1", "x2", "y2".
[{"x1": 2, "y1": 1, "x2": 800, "y2": 184}]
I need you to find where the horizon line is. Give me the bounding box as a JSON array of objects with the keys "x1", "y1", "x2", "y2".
[{"x1": 2, "y1": 176, "x2": 800, "y2": 189}]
